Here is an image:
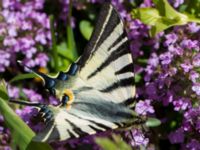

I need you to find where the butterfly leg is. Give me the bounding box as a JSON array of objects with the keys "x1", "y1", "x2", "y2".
[{"x1": 39, "y1": 105, "x2": 54, "y2": 124}]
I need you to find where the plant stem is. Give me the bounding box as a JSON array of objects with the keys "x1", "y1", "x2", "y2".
[{"x1": 50, "y1": 15, "x2": 59, "y2": 70}]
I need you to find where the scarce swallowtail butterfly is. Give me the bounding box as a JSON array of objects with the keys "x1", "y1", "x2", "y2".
[{"x1": 10, "y1": 3, "x2": 143, "y2": 142}]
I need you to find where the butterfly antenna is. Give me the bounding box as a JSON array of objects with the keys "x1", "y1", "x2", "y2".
[
  {"x1": 17, "y1": 60, "x2": 44, "y2": 77},
  {"x1": 17, "y1": 60, "x2": 56, "y2": 89},
  {"x1": 9, "y1": 99, "x2": 43, "y2": 108}
]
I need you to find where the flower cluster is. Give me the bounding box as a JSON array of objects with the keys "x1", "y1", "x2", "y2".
[
  {"x1": 139, "y1": 22, "x2": 200, "y2": 147},
  {"x1": 110, "y1": 0, "x2": 200, "y2": 149},
  {"x1": 0, "y1": 115, "x2": 11, "y2": 150},
  {"x1": 0, "y1": 0, "x2": 51, "y2": 148},
  {"x1": 0, "y1": 0, "x2": 50, "y2": 71}
]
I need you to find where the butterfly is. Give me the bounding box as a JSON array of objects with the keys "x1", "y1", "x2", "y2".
[{"x1": 10, "y1": 3, "x2": 142, "y2": 142}]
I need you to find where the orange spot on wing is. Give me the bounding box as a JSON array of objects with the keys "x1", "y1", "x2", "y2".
[
  {"x1": 66, "y1": 104, "x2": 71, "y2": 110},
  {"x1": 64, "y1": 89, "x2": 74, "y2": 110}
]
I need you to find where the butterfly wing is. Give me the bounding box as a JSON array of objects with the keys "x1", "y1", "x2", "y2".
[
  {"x1": 33, "y1": 3, "x2": 138, "y2": 142},
  {"x1": 34, "y1": 96, "x2": 137, "y2": 142},
  {"x1": 77, "y1": 3, "x2": 135, "y2": 105}
]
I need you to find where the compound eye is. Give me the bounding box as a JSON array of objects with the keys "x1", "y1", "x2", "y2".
[{"x1": 62, "y1": 95, "x2": 69, "y2": 105}]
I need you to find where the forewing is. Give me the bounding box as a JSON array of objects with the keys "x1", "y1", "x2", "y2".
[{"x1": 77, "y1": 3, "x2": 135, "y2": 105}]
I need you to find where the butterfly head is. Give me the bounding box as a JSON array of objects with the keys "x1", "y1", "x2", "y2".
[
  {"x1": 35, "y1": 64, "x2": 78, "y2": 108},
  {"x1": 60, "y1": 89, "x2": 75, "y2": 110}
]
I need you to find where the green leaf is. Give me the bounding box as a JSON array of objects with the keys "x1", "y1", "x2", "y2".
[
  {"x1": 132, "y1": 8, "x2": 160, "y2": 26},
  {"x1": 96, "y1": 138, "x2": 118, "y2": 150},
  {"x1": 135, "y1": 74, "x2": 142, "y2": 83},
  {"x1": 0, "y1": 80, "x2": 52, "y2": 150},
  {"x1": 0, "y1": 99, "x2": 52, "y2": 150},
  {"x1": 145, "y1": 117, "x2": 161, "y2": 127},
  {"x1": 152, "y1": 0, "x2": 180, "y2": 18},
  {"x1": 9, "y1": 73, "x2": 36, "y2": 83},
  {"x1": 0, "y1": 80, "x2": 9, "y2": 100},
  {"x1": 96, "y1": 135, "x2": 132, "y2": 150},
  {"x1": 132, "y1": 0, "x2": 200, "y2": 36},
  {"x1": 66, "y1": 1, "x2": 78, "y2": 61},
  {"x1": 26, "y1": 141, "x2": 53, "y2": 150},
  {"x1": 56, "y1": 42, "x2": 78, "y2": 70},
  {"x1": 79, "y1": 20, "x2": 93, "y2": 40},
  {"x1": 149, "y1": 17, "x2": 180, "y2": 37},
  {"x1": 66, "y1": 25, "x2": 78, "y2": 59},
  {"x1": 57, "y1": 42, "x2": 76, "y2": 61}
]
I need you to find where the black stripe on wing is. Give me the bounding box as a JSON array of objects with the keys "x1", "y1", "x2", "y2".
[
  {"x1": 93, "y1": 7, "x2": 121, "y2": 54},
  {"x1": 107, "y1": 32, "x2": 127, "y2": 52},
  {"x1": 65, "y1": 119, "x2": 88, "y2": 137},
  {"x1": 115, "y1": 63, "x2": 133, "y2": 75},
  {"x1": 100, "y1": 77, "x2": 134, "y2": 93},
  {"x1": 68, "y1": 112, "x2": 116, "y2": 131},
  {"x1": 77, "y1": 3, "x2": 123, "y2": 71},
  {"x1": 77, "y1": 3, "x2": 112, "y2": 70},
  {"x1": 117, "y1": 97, "x2": 136, "y2": 109},
  {"x1": 34, "y1": 124, "x2": 61, "y2": 142},
  {"x1": 123, "y1": 97, "x2": 134, "y2": 106},
  {"x1": 89, "y1": 120, "x2": 112, "y2": 130},
  {"x1": 67, "y1": 129, "x2": 76, "y2": 138},
  {"x1": 87, "y1": 40, "x2": 130, "y2": 79},
  {"x1": 88, "y1": 125, "x2": 102, "y2": 132}
]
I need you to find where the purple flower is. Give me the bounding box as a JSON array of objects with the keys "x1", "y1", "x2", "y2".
[
  {"x1": 0, "y1": 0, "x2": 50, "y2": 71},
  {"x1": 15, "y1": 107, "x2": 38, "y2": 125},
  {"x1": 173, "y1": 0, "x2": 184, "y2": 8},
  {"x1": 180, "y1": 60, "x2": 193, "y2": 73},
  {"x1": 130, "y1": 129, "x2": 149, "y2": 147},
  {"x1": 135, "y1": 100, "x2": 155, "y2": 115},
  {"x1": 168, "y1": 128, "x2": 184, "y2": 144},
  {"x1": 145, "y1": 82, "x2": 158, "y2": 99},
  {"x1": 3, "y1": 37, "x2": 17, "y2": 47},
  {"x1": 173, "y1": 98, "x2": 190, "y2": 111},
  {"x1": 183, "y1": 107, "x2": 200, "y2": 133},
  {"x1": 35, "y1": 29, "x2": 48, "y2": 45},
  {"x1": 188, "y1": 22, "x2": 200, "y2": 33},
  {"x1": 148, "y1": 53, "x2": 159, "y2": 67},
  {"x1": 196, "y1": 120, "x2": 200, "y2": 133},
  {"x1": 140, "y1": 0, "x2": 152, "y2": 7},
  {"x1": 2, "y1": 0, "x2": 13, "y2": 9},
  {"x1": 159, "y1": 52, "x2": 173, "y2": 65},
  {"x1": 164, "y1": 33, "x2": 178, "y2": 46},
  {"x1": 19, "y1": 37, "x2": 35, "y2": 49},
  {"x1": 0, "y1": 50, "x2": 10, "y2": 72},
  {"x1": 192, "y1": 83, "x2": 200, "y2": 95},
  {"x1": 8, "y1": 86, "x2": 19, "y2": 99},
  {"x1": 189, "y1": 71, "x2": 199, "y2": 83},
  {"x1": 168, "y1": 45, "x2": 183, "y2": 56},
  {"x1": 22, "y1": 59, "x2": 37, "y2": 68},
  {"x1": 186, "y1": 139, "x2": 200, "y2": 150},
  {"x1": 162, "y1": 91, "x2": 174, "y2": 106},
  {"x1": 35, "y1": 53, "x2": 49, "y2": 67},
  {"x1": 180, "y1": 39, "x2": 199, "y2": 51},
  {"x1": 192, "y1": 54, "x2": 200, "y2": 67},
  {"x1": 22, "y1": 88, "x2": 43, "y2": 102},
  {"x1": 23, "y1": 47, "x2": 37, "y2": 59},
  {"x1": 182, "y1": 121, "x2": 192, "y2": 132},
  {"x1": 49, "y1": 96, "x2": 59, "y2": 106}
]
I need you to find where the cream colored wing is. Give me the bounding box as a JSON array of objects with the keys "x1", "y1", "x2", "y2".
[{"x1": 76, "y1": 3, "x2": 135, "y2": 105}]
